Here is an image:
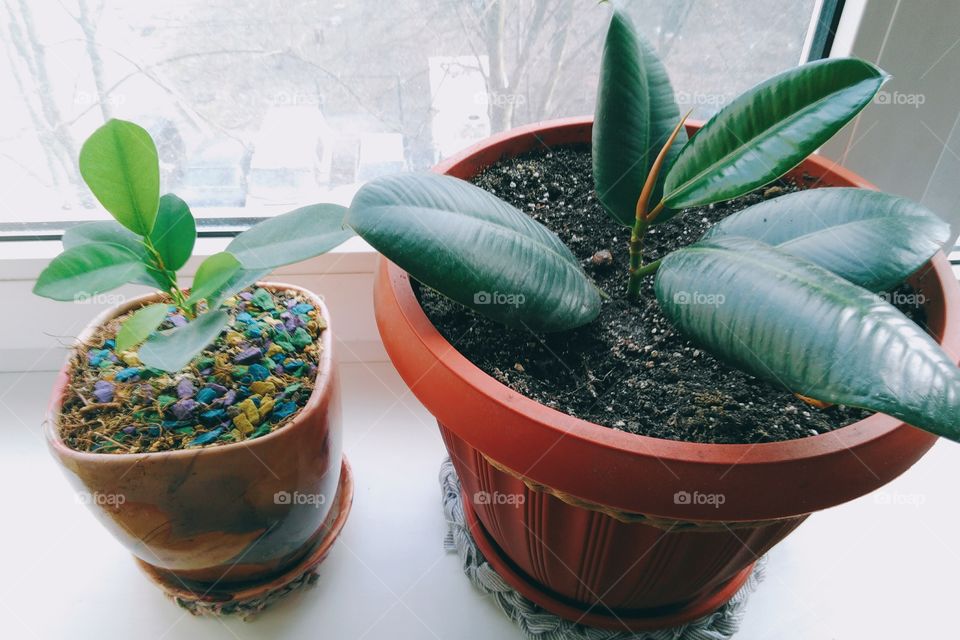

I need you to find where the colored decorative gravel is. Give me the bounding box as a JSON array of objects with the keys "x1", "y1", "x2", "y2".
[{"x1": 57, "y1": 287, "x2": 325, "y2": 454}]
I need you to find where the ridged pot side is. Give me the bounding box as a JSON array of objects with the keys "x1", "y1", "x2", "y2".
[
  {"x1": 45, "y1": 282, "x2": 343, "y2": 585},
  {"x1": 373, "y1": 117, "x2": 960, "y2": 626}
]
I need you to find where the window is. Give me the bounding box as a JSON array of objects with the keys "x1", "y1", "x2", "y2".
[{"x1": 0, "y1": 0, "x2": 823, "y2": 230}]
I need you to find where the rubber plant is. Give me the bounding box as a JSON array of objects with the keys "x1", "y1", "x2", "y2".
[
  {"x1": 346, "y1": 8, "x2": 960, "y2": 443},
  {"x1": 33, "y1": 119, "x2": 352, "y2": 372}
]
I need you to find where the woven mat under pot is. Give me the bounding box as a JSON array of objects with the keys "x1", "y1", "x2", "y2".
[{"x1": 439, "y1": 459, "x2": 766, "y2": 640}]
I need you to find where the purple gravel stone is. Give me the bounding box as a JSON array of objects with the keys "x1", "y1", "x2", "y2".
[
  {"x1": 122, "y1": 426, "x2": 136, "y2": 435},
  {"x1": 176, "y1": 378, "x2": 195, "y2": 399},
  {"x1": 239, "y1": 291, "x2": 253, "y2": 301},
  {"x1": 234, "y1": 347, "x2": 262, "y2": 364},
  {"x1": 221, "y1": 390, "x2": 238, "y2": 406},
  {"x1": 170, "y1": 399, "x2": 199, "y2": 421},
  {"x1": 92, "y1": 380, "x2": 114, "y2": 403},
  {"x1": 169, "y1": 314, "x2": 188, "y2": 327},
  {"x1": 207, "y1": 383, "x2": 228, "y2": 396}
]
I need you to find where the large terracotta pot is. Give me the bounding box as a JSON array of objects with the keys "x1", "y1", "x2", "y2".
[
  {"x1": 373, "y1": 117, "x2": 960, "y2": 630},
  {"x1": 46, "y1": 282, "x2": 349, "y2": 593}
]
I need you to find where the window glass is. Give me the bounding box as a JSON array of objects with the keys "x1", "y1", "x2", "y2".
[{"x1": 0, "y1": 0, "x2": 817, "y2": 225}]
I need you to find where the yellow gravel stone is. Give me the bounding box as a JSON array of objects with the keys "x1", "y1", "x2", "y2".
[
  {"x1": 250, "y1": 381, "x2": 276, "y2": 395},
  {"x1": 237, "y1": 398, "x2": 261, "y2": 426},
  {"x1": 120, "y1": 351, "x2": 142, "y2": 367},
  {"x1": 226, "y1": 331, "x2": 245, "y2": 346},
  {"x1": 232, "y1": 414, "x2": 254, "y2": 435},
  {"x1": 258, "y1": 396, "x2": 275, "y2": 420}
]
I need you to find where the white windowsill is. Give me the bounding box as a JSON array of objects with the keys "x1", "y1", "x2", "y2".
[{"x1": 2, "y1": 366, "x2": 958, "y2": 639}]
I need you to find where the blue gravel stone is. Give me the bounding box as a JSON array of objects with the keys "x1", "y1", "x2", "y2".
[
  {"x1": 115, "y1": 367, "x2": 141, "y2": 382},
  {"x1": 104, "y1": 339, "x2": 116, "y2": 350},
  {"x1": 272, "y1": 401, "x2": 298, "y2": 420},
  {"x1": 189, "y1": 427, "x2": 224, "y2": 446},
  {"x1": 291, "y1": 303, "x2": 314, "y2": 314},
  {"x1": 195, "y1": 387, "x2": 218, "y2": 404},
  {"x1": 235, "y1": 312, "x2": 254, "y2": 324},
  {"x1": 283, "y1": 360, "x2": 305, "y2": 373},
  {"x1": 199, "y1": 408, "x2": 227, "y2": 425},
  {"x1": 249, "y1": 363, "x2": 270, "y2": 381}
]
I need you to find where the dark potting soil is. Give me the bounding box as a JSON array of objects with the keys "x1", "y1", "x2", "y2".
[
  {"x1": 59, "y1": 287, "x2": 324, "y2": 453},
  {"x1": 415, "y1": 145, "x2": 930, "y2": 444}
]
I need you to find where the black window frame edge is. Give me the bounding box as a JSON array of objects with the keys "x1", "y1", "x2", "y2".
[{"x1": 805, "y1": 0, "x2": 847, "y2": 62}]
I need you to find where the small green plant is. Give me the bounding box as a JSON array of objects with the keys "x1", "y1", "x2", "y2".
[
  {"x1": 34, "y1": 119, "x2": 351, "y2": 372},
  {"x1": 345, "y1": 7, "x2": 960, "y2": 443}
]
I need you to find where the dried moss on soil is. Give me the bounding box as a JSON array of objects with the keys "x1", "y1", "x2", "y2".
[
  {"x1": 416, "y1": 145, "x2": 929, "y2": 444},
  {"x1": 58, "y1": 287, "x2": 324, "y2": 453}
]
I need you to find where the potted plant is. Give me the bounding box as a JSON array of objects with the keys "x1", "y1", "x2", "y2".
[
  {"x1": 39, "y1": 119, "x2": 356, "y2": 613},
  {"x1": 343, "y1": 8, "x2": 960, "y2": 631}
]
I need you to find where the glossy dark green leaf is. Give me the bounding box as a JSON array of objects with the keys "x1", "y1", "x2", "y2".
[
  {"x1": 62, "y1": 221, "x2": 166, "y2": 288},
  {"x1": 187, "y1": 252, "x2": 242, "y2": 306},
  {"x1": 149, "y1": 194, "x2": 196, "y2": 272},
  {"x1": 227, "y1": 203, "x2": 353, "y2": 270},
  {"x1": 115, "y1": 303, "x2": 168, "y2": 353},
  {"x1": 139, "y1": 310, "x2": 230, "y2": 372},
  {"x1": 78, "y1": 119, "x2": 160, "y2": 236},
  {"x1": 348, "y1": 174, "x2": 601, "y2": 332},
  {"x1": 655, "y1": 236, "x2": 960, "y2": 442},
  {"x1": 33, "y1": 243, "x2": 149, "y2": 302},
  {"x1": 593, "y1": 8, "x2": 687, "y2": 225},
  {"x1": 702, "y1": 188, "x2": 949, "y2": 291},
  {"x1": 662, "y1": 58, "x2": 887, "y2": 208}
]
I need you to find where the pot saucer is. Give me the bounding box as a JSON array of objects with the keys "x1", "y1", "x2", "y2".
[
  {"x1": 463, "y1": 495, "x2": 755, "y2": 632},
  {"x1": 135, "y1": 456, "x2": 353, "y2": 618}
]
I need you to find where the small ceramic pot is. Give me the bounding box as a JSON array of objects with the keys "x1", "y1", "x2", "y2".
[{"x1": 46, "y1": 282, "x2": 347, "y2": 587}]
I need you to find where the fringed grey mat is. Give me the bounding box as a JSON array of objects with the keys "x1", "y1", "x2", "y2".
[{"x1": 440, "y1": 459, "x2": 765, "y2": 640}]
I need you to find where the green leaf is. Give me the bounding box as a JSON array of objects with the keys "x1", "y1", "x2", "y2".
[
  {"x1": 349, "y1": 174, "x2": 600, "y2": 332},
  {"x1": 78, "y1": 119, "x2": 161, "y2": 236},
  {"x1": 149, "y1": 194, "x2": 196, "y2": 272},
  {"x1": 33, "y1": 243, "x2": 150, "y2": 302},
  {"x1": 593, "y1": 8, "x2": 686, "y2": 225},
  {"x1": 115, "y1": 303, "x2": 169, "y2": 353},
  {"x1": 702, "y1": 188, "x2": 949, "y2": 291},
  {"x1": 139, "y1": 310, "x2": 230, "y2": 372},
  {"x1": 662, "y1": 58, "x2": 888, "y2": 209},
  {"x1": 187, "y1": 252, "x2": 242, "y2": 306},
  {"x1": 227, "y1": 203, "x2": 354, "y2": 270},
  {"x1": 655, "y1": 236, "x2": 960, "y2": 442},
  {"x1": 62, "y1": 221, "x2": 166, "y2": 289},
  {"x1": 207, "y1": 268, "x2": 271, "y2": 309}
]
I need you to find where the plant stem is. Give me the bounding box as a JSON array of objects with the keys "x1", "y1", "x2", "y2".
[
  {"x1": 625, "y1": 110, "x2": 691, "y2": 301},
  {"x1": 626, "y1": 219, "x2": 648, "y2": 300},
  {"x1": 141, "y1": 237, "x2": 190, "y2": 313},
  {"x1": 634, "y1": 258, "x2": 661, "y2": 277}
]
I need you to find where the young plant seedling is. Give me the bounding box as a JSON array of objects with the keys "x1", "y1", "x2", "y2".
[
  {"x1": 345, "y1": 7, "x2": 960, "y2": 443},
  {"x1": 34, "y1": 119, "x2": 352, "y2": 373}
]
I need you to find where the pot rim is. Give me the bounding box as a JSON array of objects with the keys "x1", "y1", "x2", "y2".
[
  {"x1": 44, "y1": 281, "x2": 334, "y2": 461},
  {"x1": 382, "y1": 115, "x2": 960, "y2": 468}
]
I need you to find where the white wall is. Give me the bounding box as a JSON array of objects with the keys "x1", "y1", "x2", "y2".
[{"x1": 823, "y1": 0, "x2": 960, "y2": 244}]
